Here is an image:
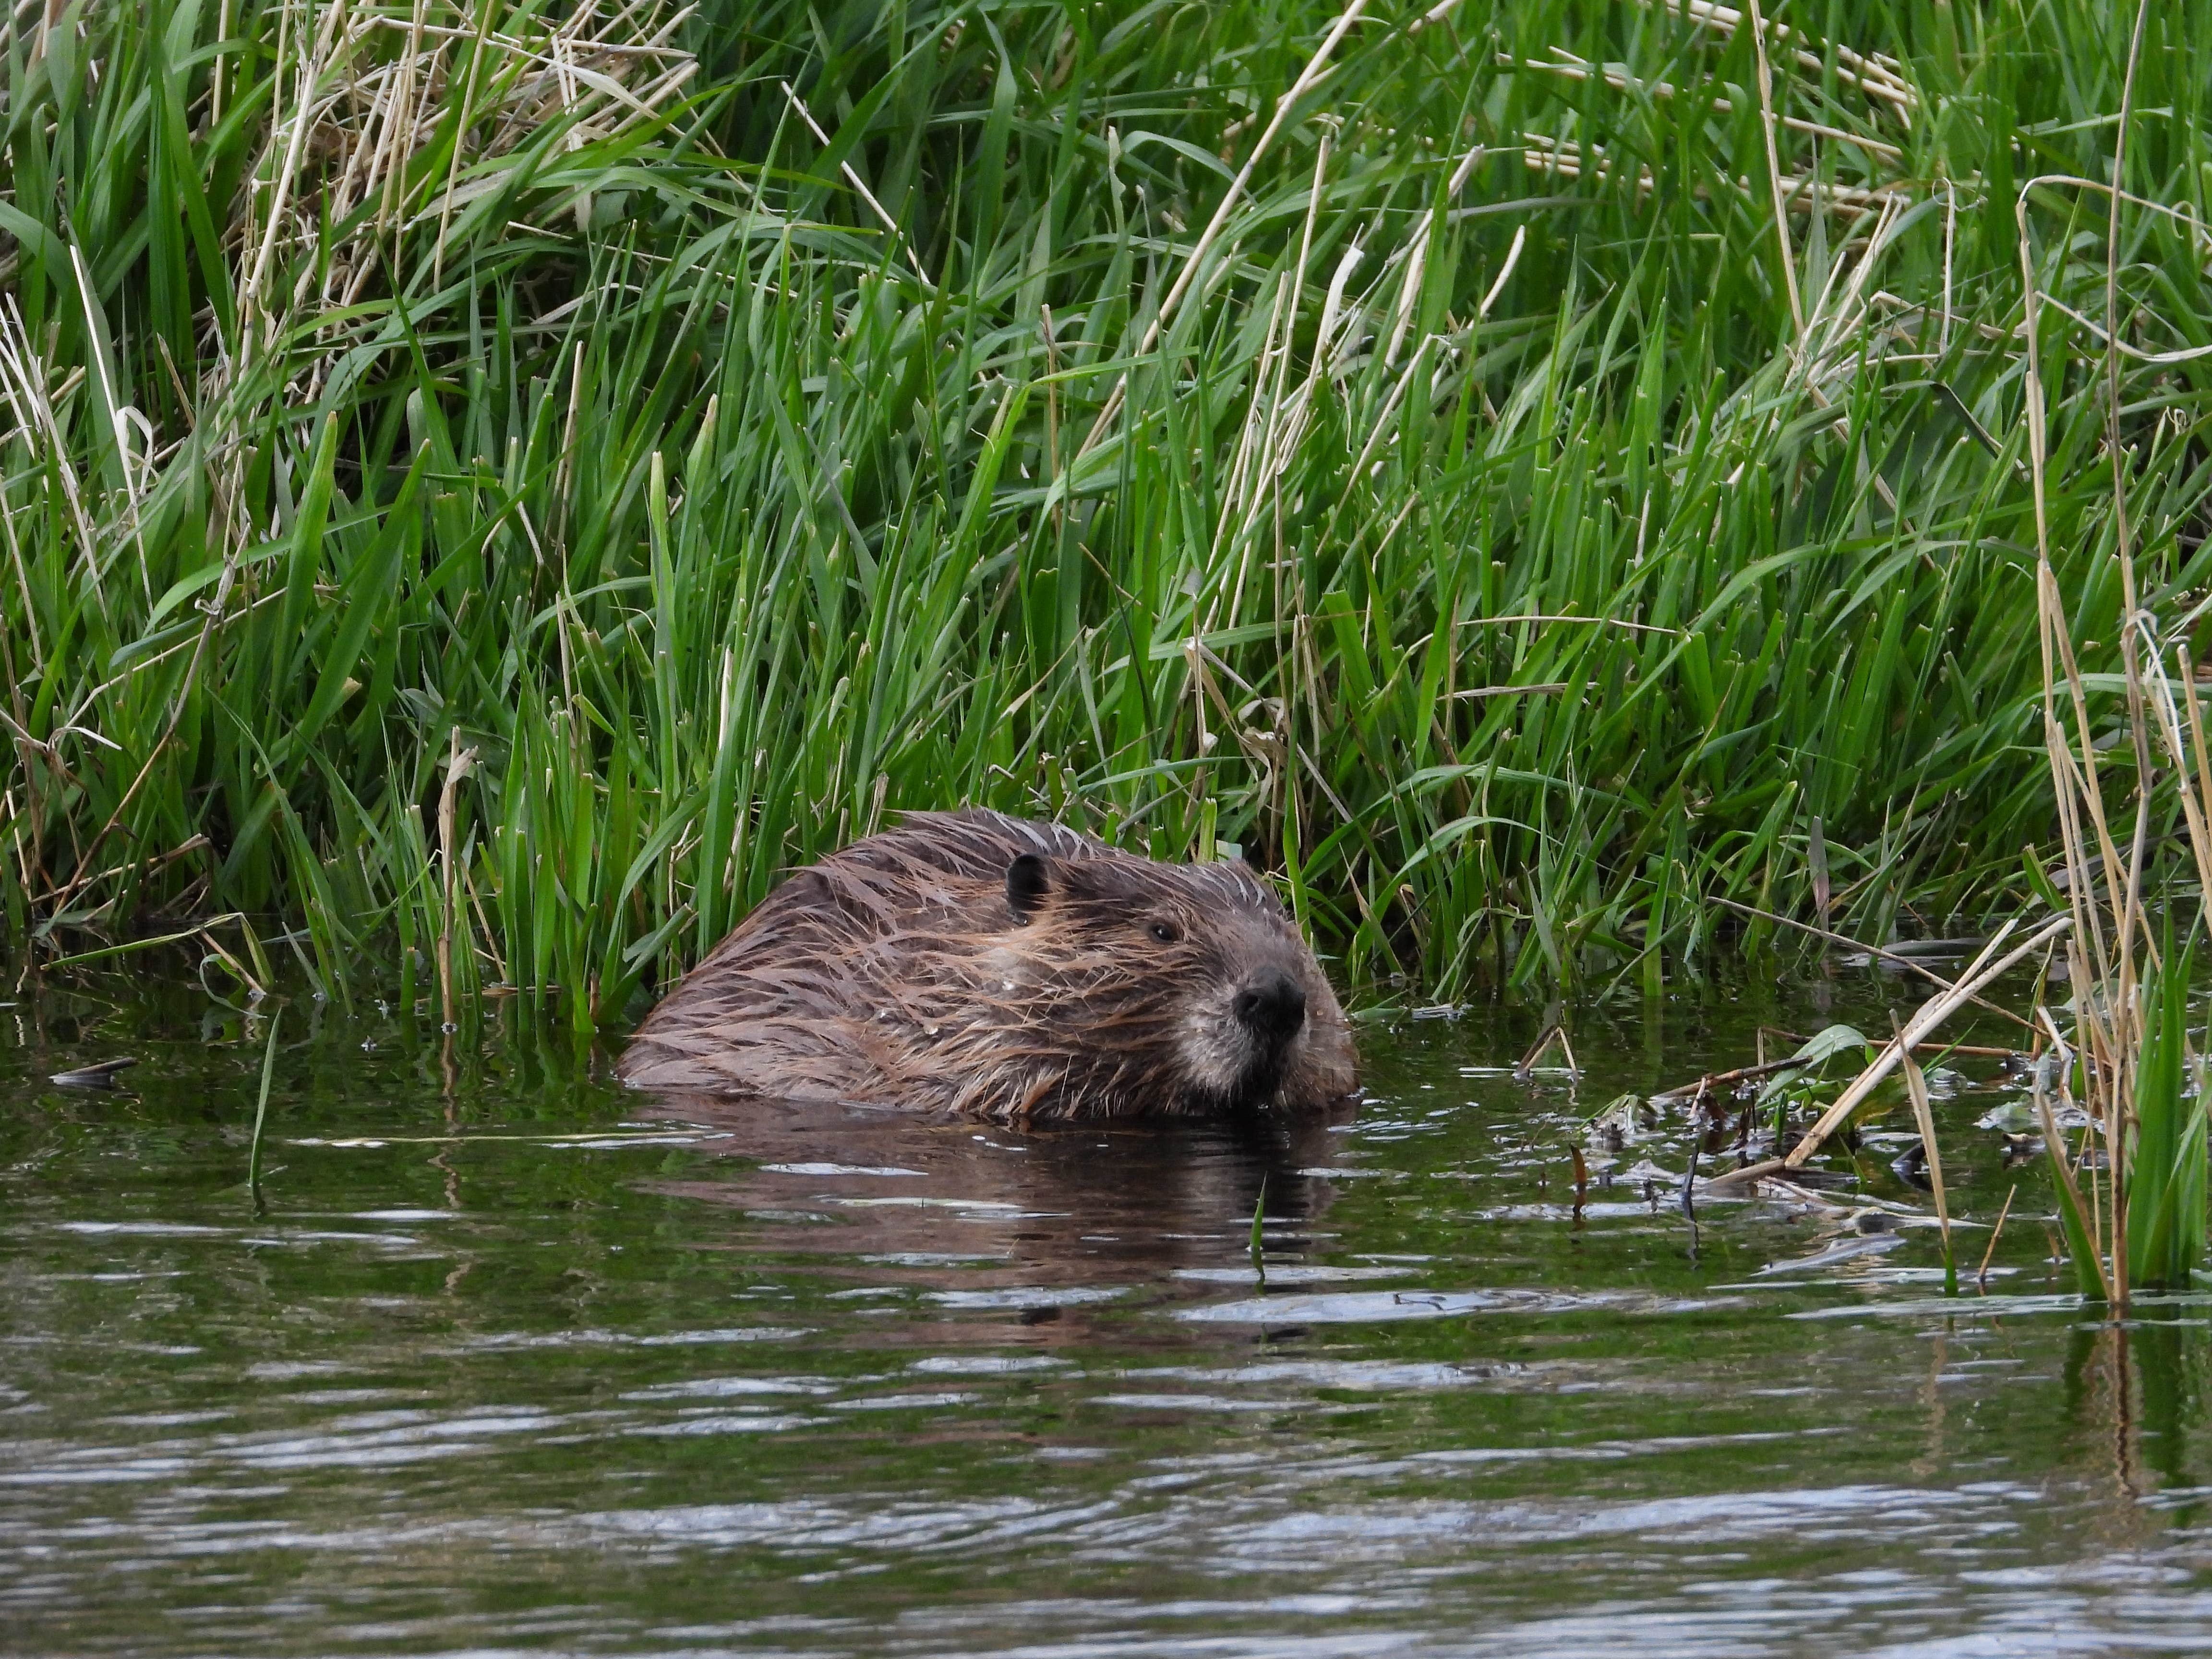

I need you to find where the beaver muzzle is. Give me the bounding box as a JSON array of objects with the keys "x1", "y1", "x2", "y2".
[{"x1": 1233, "y1": 969, "x2": 1308, "y2": 1046}]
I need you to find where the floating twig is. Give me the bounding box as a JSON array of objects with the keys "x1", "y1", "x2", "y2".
[
  {"x1": 1709, "y1": 916, "x2": 2070, "y2": 1190},
  {"x1": 1649, "y1": 1053, "x2": 1811, "y2": 1106},
  {"x1": 1515, "y1": 1023, "x2": 1581, "y2": 1080}
]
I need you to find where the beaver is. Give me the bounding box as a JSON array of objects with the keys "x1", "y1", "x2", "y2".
[{"x1": 617, "y1": 808, "x2": 1358, "y2": 1119}]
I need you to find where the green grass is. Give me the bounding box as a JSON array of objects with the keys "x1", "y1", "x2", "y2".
[
  {"x1": 2125, "y1": 931, "x2": 2205, "y2": 1291},
  {"x1": 3, "y1": 0, "x2": 2210, "y2": 1023}
]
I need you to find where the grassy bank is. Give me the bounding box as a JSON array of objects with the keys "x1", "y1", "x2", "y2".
[{"x1": 2, "y1": 0, "x2": 2208, "y2": 1020}]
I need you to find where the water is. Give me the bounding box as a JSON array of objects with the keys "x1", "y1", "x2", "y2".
[{"x1": 7, "y1": 967, "x2": 2212, "y2": 1656}]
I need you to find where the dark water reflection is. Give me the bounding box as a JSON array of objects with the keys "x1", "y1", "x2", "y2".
[{"x1": 7, "y1": 965, "x2": 2212, "y2": 1656}]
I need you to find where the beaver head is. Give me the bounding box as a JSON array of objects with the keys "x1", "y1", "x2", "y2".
[
  {"x1": 618, "y1": 807, "x2": 1358, "y2": 1119},
  {"x1": 988, "y1": 844, "x2": 1355, "y2": 1115}
]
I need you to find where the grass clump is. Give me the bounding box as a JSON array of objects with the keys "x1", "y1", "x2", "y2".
[
  {"x1": 2024, "y1": 3, "x2": 2211, "y2": 1305},
  {"x1": 2, "y1": 0, "x2": 2210, "y2": 1021}
]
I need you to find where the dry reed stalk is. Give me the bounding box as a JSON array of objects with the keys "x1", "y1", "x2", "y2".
[
  {"x1": 1514, "y1": 1023, "x2": 1580, "y2": 1078},
  {"x1": 1379, "y1": 141, "x2": 1486, "y2": 372},
  {"x1": 1976, "y1": 1184, "x2": 2017, "y2": 1285},
  {"x1": 1209, "y1": 178, "x2": 1369, "y2": 640},
  {"x1": 1506, "y1": 50, "x2": 1905, "y2": 165},
  {"x1": 437, "y1": 727, "x2": 477, "y2": 1030},
  {"x1": 0, "y1": 297, "x2": 99, "y2": 601},
  {"x1": 1742, "y1": 0, "x2": 1804, "y2": 342},
  {"x1": 1648, "y1": 1052, "x2": 1818, "y2": 1106},
  {"x1": 1707, "y1": 916, "x2": 2071, "y2": 1190},
  {"x1": 1649, "y1": 0, "x2": 1917, "y2": 120},
  {"x1": 432, "y1": 1, "x2": 498, "y2": 289},
  {"x1": 2008, "y1": 0, "x2": 2176, "y2": 1308},
  {"x1": 1478, "y1": 223, "x2": 1526, "y2": 318},
  {"x1": 1078, "y1": 0, "x2": 1373, "y2": 460},
  {"x1": 1896, "y1": 1014, "x2": 1955, "y2": 1287},
  {"x1": 779, "y1": 79, "x2": 931, "y2": 285},
  {"x1": 1517, "y1": 134, "x2": 1904, "y2": 219},
  {"x1": 1210, "y1": 132, "x2": 1333, "y2": 630},
  {"x1": 2171, "y1": 657, "x2": 2212, "y2": 899},
  {"x1": 2104, "y1": 11, "x2": 2160, "y2": 1301}
]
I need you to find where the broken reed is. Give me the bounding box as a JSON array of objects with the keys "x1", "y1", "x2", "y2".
[{"x1": 3, "y1": 0, "x2": 2212, "y2": 1022}]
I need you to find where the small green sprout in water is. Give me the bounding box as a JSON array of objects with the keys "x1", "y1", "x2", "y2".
[
  {"x1": 2040, "y1": 930, "x2": 2207, "y2": 1304},
  {"x1": 2125, "y1": 932, "x2": 2204, "y2": 1294},
  {"x1": 1249, "y1": 1177, "x2": 1267, "y2": 1284},
  {"x1": 247, "y1": 1012, "x2": 282, "y2": 1212}
]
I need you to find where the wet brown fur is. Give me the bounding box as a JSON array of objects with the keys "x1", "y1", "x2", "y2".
[{"x1": 617, "y1": 809, "x2": 1358, "y2": 1119}]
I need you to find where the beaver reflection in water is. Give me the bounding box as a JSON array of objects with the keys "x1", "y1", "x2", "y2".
[{"x1": 617, "y1": 808, "x2": 1358, "y2": 1119}]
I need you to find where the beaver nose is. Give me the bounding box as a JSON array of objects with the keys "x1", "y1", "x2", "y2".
[{"x1": 1233, "y1": 971, "x2": 1307, "y2": 1042}]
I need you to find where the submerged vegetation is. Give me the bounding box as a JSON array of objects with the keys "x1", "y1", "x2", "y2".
[{"x1": 2, "y1": 0, "x2": 2211, "y2": 1018}]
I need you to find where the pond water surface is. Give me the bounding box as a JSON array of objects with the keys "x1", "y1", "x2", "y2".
[{"x1": 7, "y1": 964, "x2": 2212, "y2": 1656}]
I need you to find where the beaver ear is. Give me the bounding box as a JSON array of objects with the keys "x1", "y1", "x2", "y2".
[{"x1": 1006, "y1": 853, "x2": 1052, "y2": 921}]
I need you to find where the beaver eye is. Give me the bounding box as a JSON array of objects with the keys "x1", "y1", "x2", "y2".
[{"x1": 1148, "y1": 920, "x2": 1180, "y2": 944}]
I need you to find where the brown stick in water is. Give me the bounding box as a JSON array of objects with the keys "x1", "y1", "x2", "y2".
[{"x1": 1707, "y1": 916, "x2": 2071, "y2": 1191}]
